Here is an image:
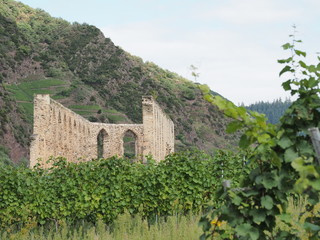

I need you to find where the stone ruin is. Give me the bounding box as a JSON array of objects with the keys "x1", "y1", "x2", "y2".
[{"x1": 30, "y1": 95, "x2": 174, "y2": 168}]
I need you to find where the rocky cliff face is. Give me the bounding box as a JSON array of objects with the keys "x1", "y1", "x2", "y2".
[{"x1": 0, "y1": 0, "x2": 237, "y2": 163}]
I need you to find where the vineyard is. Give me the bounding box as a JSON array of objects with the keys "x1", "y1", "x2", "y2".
[{"x1": 0, "y1": 150, "x2": 246, "y2": 235}]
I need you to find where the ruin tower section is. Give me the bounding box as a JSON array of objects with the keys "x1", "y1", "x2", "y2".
[
  {"x1": 142, "y1": 96, "x2": 174, "y2": 161},
  {"x1": 30, "y1": 95, "x2": 174, "y2": 168}
]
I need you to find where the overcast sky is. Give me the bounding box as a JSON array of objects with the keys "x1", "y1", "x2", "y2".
[{"x1": 18, "y1": 0, "x2": 320, "y2": 105}]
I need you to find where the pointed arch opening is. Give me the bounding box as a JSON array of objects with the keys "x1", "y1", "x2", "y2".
[
  {"x1": 58, "y1": 111, "x2": 61, "y2": 123},
  {"x1": 97, "y1": 129, "x2": 108, "y2": 159},
  {"x1": 123, "y1": 130, "x2": 137, "y2": 159}
]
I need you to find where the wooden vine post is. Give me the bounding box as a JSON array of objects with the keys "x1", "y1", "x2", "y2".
[{"x1": 308, "y1": 127, "x2": 320, "y2": 165}]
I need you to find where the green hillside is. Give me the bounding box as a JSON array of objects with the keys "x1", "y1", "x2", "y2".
[{"x1": 0, "y1": 0, "x2": 237, "y2": 163}]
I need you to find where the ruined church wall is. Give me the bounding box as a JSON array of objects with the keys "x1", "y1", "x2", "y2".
[
  {"x1": 30, "y1": 95, "x2": 145, "y2": 168},
  {"x1": 30, "y1": 95, "x2": 93, "y2": 168},
  {"x1": 87, "y1": 123, "x2": 144, "y2": 159},
  {"x1": 30, "y1": 94, "x2": 174, "y2": 168}
]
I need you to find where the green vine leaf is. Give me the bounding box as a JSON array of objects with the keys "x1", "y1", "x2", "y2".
[
  {"x1": 235, "y1": 223, "x2": 259, "y2": 240},
  {"x1": 278, "y1": 136, "x2": 294, "y2": 149},
  {"x1": 282, "y1": 43, "x2": 293, "y2": 50},
  {"x1": 304, "y1": 222, "x2": 320, "y2": 232},
  {"x1": 250, "y1": 208, "x2": 266, "y2": 224},
  {"x1": 294, "y1": 49, "x2": 306, "y2": 57},
  {"x1": 226, "y1": 121, "x2": 243, "y2": 133},
  {"x1": 261, "y1": 172, "x2": 279, "y2": 189},
  {"x1": 279, "y1": 65, "x2": 293, "y2": 76},
  {"x1": 278, "y1": 57, "x2": 292, "y2": 63},
  {"x1": 284, "y1": 147, "x2": 299, "y2": 163},
  {"x1": 282, "y1": 80, "x2": 292, "y2": 90},
  {"x1": 299, "y1": 60, "x2": 307, "y2": 68},
  {"x1": 239, "y1": 135, "x2": 251, "y2": 149},
  {"x1": 261, "y1": 195, "x2": 274, "y2": 210}
]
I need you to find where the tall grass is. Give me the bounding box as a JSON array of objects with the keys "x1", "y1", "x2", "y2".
[
  {"x1": 1, "y1": 213, "x2": 202, "y2": 240},
  {"x1": 3, "y1": 196, "x2": 317, "y2": 239},
  {"x1": 262, "y1": 195, "x2": 320, "y2": 240}
]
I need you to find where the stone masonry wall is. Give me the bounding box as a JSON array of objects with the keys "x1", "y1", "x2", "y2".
[
  {"x1": 142, "y1": 96, "x2": 174, "y2": 160},
  {"x1": 30, "y1": 95, "x2": 174, "y2": 168}
]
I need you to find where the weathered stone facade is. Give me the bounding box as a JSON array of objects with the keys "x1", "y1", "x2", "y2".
[{"x1": 30, "y1": 95, "x2": 174, "y2": 168}]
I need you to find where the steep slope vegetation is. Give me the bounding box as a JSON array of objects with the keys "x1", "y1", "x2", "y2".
[
  {"x1": 0, "y1": 84, "x2": 30, "y2": 163},
  {"x1": 0, "y1": 0, "x2": 237, "y2": 163}
]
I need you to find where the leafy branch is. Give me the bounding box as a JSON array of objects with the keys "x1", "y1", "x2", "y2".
[{"x1": 199, "y1": 30, "x2": 320, "y2": 239}]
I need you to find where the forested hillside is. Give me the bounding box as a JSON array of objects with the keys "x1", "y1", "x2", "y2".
[
  {"x1": 0, "y1": 0, "x2": 237, "y2": 163},
  {"x1": 245, "y1": 98, "x2": 291, "y2": 124}
]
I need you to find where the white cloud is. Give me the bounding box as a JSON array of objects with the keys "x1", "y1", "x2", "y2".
[
  {"x1": 100, "y1": 0, "x2": 318, "y2": 105},
  {"x1": 102, "y1": 22, "x2": 288, "y2": 105},
  {"x1": 196, "y1": 0, "x2": 299, "y2": 24}
]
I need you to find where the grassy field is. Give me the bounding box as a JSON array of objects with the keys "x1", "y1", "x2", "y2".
[
  {"x1": 69, "y1": 105, "x2": 101, "y2": 111},
  {"x1": 72, "y1": 110, "x2": 96, "y2": 116},
  {"x1": 107, "y1": 114, "x2": 127, "y2": 123},
  {"x1": 2, "y1": 213, "x2": 203, "y2": 240},
  {"x1": 104, "y1": 109, "x2": 120, "y2": 114},
  {"x1": 69, "y1": 105, "x2": 101, "y2": 118},
  {"x1": 5, "y1": 79, "x2": 70, "y2": 121},
  {"x1": 5, "y1": 79, "x2": 130, "y2": 124},
  {"x1": 69, "y1": 105, "x2": 128, "y2": 123},
  {"x1": 5, "y1": 79, "x2": 68, "y2": 102}
]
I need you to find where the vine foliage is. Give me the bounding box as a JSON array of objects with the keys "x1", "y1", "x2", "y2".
[
  {"x1": 199, "y1": 32, "x2": 320, "y2": 239},
  {"x1": 0, "y1": 150, "x2": 245, "y2": 230}
]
